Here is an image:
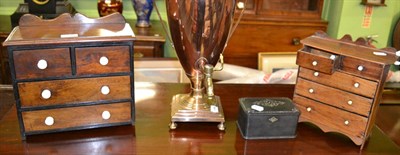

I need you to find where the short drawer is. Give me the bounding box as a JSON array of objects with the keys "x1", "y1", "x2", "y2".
[
  {"x1": 296, "y1": 48, "x2": 339, "y2": 74},
  {"x1": 18, "y1": 76, "x2": 131, "y2": 107},
  {"x1": 293, "y1": 95, "x2": 367, "y2": 145},
  {"x1": 294, "y1": 78, "x2": 372, "y2": 116},
  {"x1": 22, "y1": 102, "x2": 131, "y2": 132},
  {"x1": 75, "y1": 46, "x2": 130, "y2": 76},
  {"x1": 298, "y1": 67, "x2": 378, "y2": 98},
  {"x1": 13, "y1": 48, "x2": 71, "y2": 80},
  {"x1": 341, "y1": 56, "x2": 384, "y2": 81}
]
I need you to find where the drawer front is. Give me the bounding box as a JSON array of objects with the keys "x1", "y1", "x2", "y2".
[
  {"x1": 134, "y1": 46, "x2": 154, "y2": 58},
  {"x1": 293, "y1": 95, "x2": 367, "y2": 145},
  {"x1": 295, "y1": 78, "x2": 372, "y2": 116},
  {"x1": 13, "y1": 48, "x2": 71, "y2": 80},
  {"x1": 341, "y1": 56, "x2": 384, "y2": 81},
  {"x1": 298, "y1": 67, "x2": 378, "y2": 98},
  {"x1": 75, "y1": 46, "x2": 130, "y2": 76},
  {"x1": 296, "y1": 50, "x2": 338, "y2": 74},
  {"x1": 18, "y1": 76, "x2": 131, "y2": 107},
  {"x1": 22, "y1": 102, "x2": 131, "y2": 132}
]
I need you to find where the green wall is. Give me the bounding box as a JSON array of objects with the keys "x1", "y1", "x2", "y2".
[{"x1": 324, "y1": 0, "x2": 400, "y2": 49}]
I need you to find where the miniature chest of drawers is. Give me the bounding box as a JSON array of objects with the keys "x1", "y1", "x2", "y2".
[
  {"x1": 293, "y1": 32, "x2": 398, "y2": 148},
  {"x1": 3, "y1": 13, "x2": 135, "y2": 140}
]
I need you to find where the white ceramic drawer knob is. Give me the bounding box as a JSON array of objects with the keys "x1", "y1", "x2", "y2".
[
  {"x1": 309, "y1": 88, "x2": 314, "y2": 93},
  {"x1": 306, "y1": 107, "x2": 312, "y2": 112},
  {"x1": 354, "y1": 82, "x2": 360, "y2": 88},
  {"x1": 237, "y1": 2, "x2": 245, "y2": 9},
  {"x1": 347, "y1": 100, "x2": 353, "y2": 105},
  {"x1": 99, "y1": 56, "x2": 109, "y2": 66},
  {"x1": 313, "y1": 72, "x2": 319, "y2": 77},
  {"x1": 101, "y1": 86, "x2": 110, "y2": 95},
  {"x1": 330, "y1": 55, "x2": 336, "y2": 60},
  {"x1": 102, "y1": 111, "x2": 111, "y2": 120},
  {"x1": 41, "y1": 89, "x2": 52, "y2": 99},
  {"x1": 45, "y1": 116, "x2": 54, "y2": 126},
  {"x1": 37, "y1": 59, "x2": 48, "y2": 70},
  {"x1": 357, "y1": 65, "x2": 364, "y2": 71},
  {"x1": 312, "y1": 61, "x2": 318, "y2": 66},
  {"x1": 344, "y1": 120, "x2": 350, "y2": 125}
]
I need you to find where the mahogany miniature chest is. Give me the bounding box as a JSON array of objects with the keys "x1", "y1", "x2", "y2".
[
  {"x1": 3, "y1": 13, "x2": 135, "y2": 140},
  {"x1": 293, "y1": 32, "x2": 398, "y2": 148}
]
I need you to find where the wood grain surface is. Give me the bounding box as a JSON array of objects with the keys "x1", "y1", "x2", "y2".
[
  {"x1": 75, "y1": 46, "x2": 130, "y2": 75},
  {"x1": 13, "y1": 48, "x2": 71, "y2": 80},
  {"x1": 22, "y1": 102, "x2": 131, "y2": 132},
  {"x1": 295, "y1": 78, "x2": 373, "y2": 116},
  {"x1": 296, "y1": 50, "x2": 337, "y2": 74},
  {"x1": 298, "y1": 67, "x2": 378, "y2": 98},
  {"x1": 293, "y1": 94, "x2": 368, "y2": 145},
  {"x1": 0, "y1": 83, "x2": 399, "y2": 154},
  {"x1": 18, "y1": 76, "x2": 131, "y2": 107},
  {"x1": 341, "y1": 56, "x2": 385, "y2": 81}
]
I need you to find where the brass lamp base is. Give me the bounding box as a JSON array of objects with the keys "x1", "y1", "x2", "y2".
[{"x1": 169, "y1": 94, "x2": 225, "y2": 131}]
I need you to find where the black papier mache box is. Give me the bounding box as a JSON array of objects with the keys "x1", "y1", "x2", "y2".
[{"x1": 237, "y1": 97, "x2": 300, "y2": 139}]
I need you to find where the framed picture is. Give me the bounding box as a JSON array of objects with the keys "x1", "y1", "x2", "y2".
[
  {"x1": 361, "y1": 0, "x2": 386, "y2": 6},
  {"x1": 258, "y1": 52, "x2": 298, "y2": 73}
]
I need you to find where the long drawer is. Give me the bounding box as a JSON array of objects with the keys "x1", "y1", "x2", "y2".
[
  {"x1": 293, "y1": 94, "x2": 367, "y2": 145},
  {"x1": 22, "y1": 102, "x2": 131, "y2": 132},
  {"x1": 298, "y1": 67, "x2": 377, "y2": 98},
  {"x1": 18, "y1": 76, "x2": 131, "y2": 107},
  {"x1": 295, "y1": 78, "x2": 372, "y2": 116}
]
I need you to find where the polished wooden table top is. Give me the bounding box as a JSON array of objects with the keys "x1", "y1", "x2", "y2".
[{"x1": 1, "y1": 83, "x2": 399, "y2": 154}]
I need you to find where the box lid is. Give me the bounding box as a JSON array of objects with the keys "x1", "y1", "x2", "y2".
[
  {"x1": 239, "y1": 97, "x2": 299, "y2": 115},
  {"x1": 3, "y1": 13, "x2": 135, "y2": 47}
]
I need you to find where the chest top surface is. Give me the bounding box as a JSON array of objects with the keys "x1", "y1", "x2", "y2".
[
  {"x1": 3, "y1": 13, "x2": 135, "y2": 46},
  {"x1": 300, "y1": 32, "x2": 397, "y2": 65}
]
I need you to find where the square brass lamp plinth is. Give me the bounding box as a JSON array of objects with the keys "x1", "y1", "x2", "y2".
[{"x1": 170, "y1": 94, "x2": 225, "y2": 130}]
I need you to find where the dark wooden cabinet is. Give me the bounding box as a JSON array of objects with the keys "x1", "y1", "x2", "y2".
[
  {"x1": 127, "y1": 20, "x2": 166, "y2": 58},
  {"x1": 225, "y1": 0, "x2": 328, "y2": 69},
  {"x1": 3, "y1": 13, "x2": 135, "y2": 140},
  {"x1": 0, "y1": 33, "x2": 11, "y2": 84}
]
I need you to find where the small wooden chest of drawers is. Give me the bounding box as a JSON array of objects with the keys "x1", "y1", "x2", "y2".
[
  {"x1": 293, "y1": 32, "x2": 398, "y2": 148},
  {"x1": 3, "y1": 13, "x2": 135, "y2": 139}
]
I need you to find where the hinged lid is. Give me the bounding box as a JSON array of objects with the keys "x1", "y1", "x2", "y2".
[
  {"x1": 3, "y1": 13, "x2": 135, "y2": 46},
  {"x1": 301, "y1": 31, "x2": 398, "y2": 65},
  {"x1": 239, "y1": 97, "x2": 299, "y2": 115}
]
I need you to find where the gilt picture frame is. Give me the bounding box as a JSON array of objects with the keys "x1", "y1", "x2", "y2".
[{"x1": 258, "y1": 52, "x2": 298, "y2": 74}]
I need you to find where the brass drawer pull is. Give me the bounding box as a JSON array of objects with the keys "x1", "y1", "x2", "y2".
[
  {"x1": 101, "y1": 85, "x2": 110, "y2": 95},
  {"x1": 102, "y1": 111, "x2": 111, "y2": 120},
  {"x1": 44, "y1": 116, "x2": 54, "y2": 126},
  {"x1": 99, "y1": 56, "x2": 109, "y2": 66},
  {"x1": 37, "y1": 59, "x2": 48, "y2": 70},
  {"x1": 41, "y1": 89, "x2": 52, "y2": 99}
]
